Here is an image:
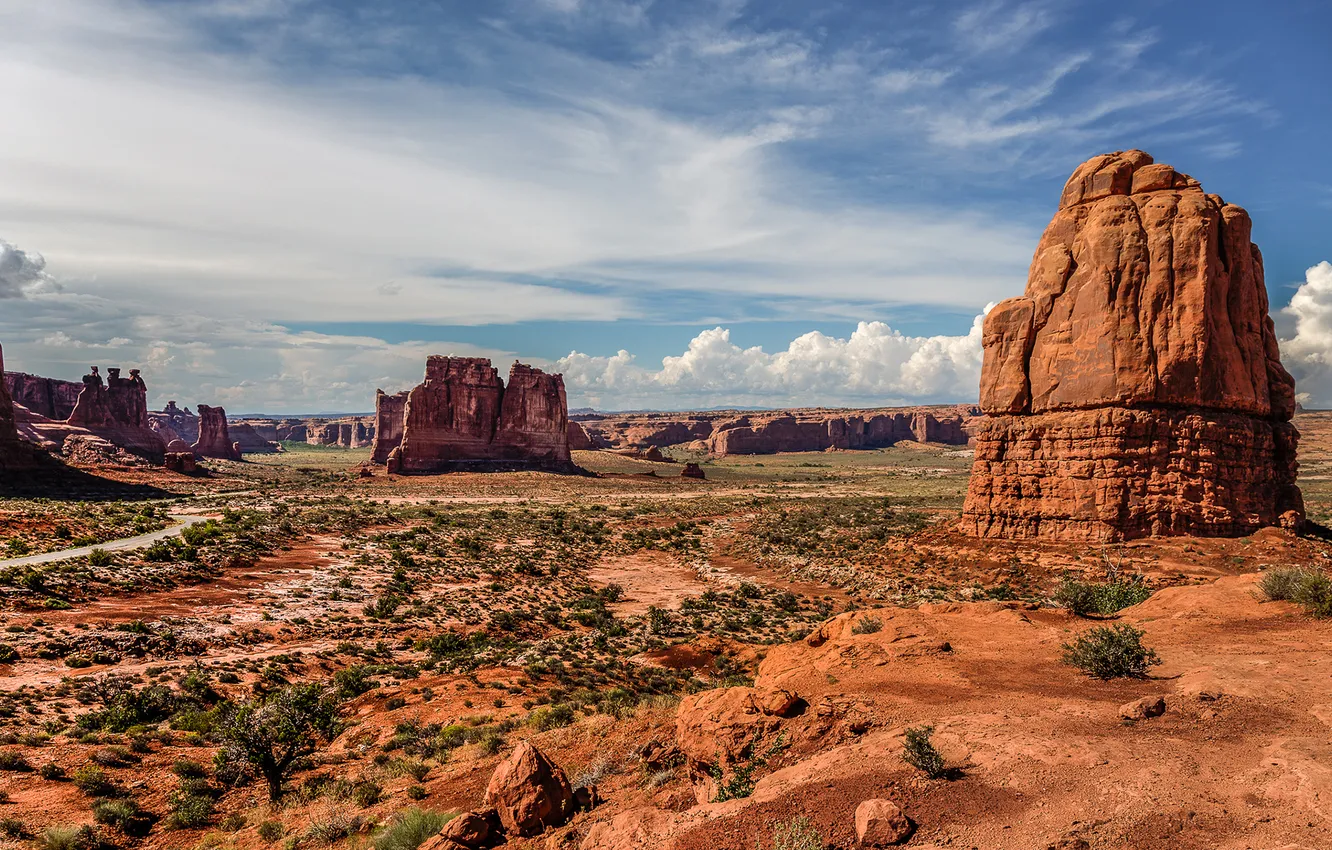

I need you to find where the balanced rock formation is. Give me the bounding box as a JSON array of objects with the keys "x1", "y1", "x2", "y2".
[
  {"x1": 389, "y1": 357, "x2": 572, "y2": 473},
  {"x1": 191, "y1": 404, "x2": 241, "y2": 460},
  {"x1": 962, "y1": 150, "x2": 1303, "y2": 541},
  {"x1": 65, "y1": 366, "x2": 165, "y2": 461},
  {"x1": 371, "y1": 390, "x2": 408, "y2": 462}
]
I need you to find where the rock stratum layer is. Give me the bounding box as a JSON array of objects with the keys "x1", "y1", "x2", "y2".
[
  {"x1": 962, "y1": 150, "x2": 1302, "y2": 541},
  {"x1": 388, "y1": 357, "x2": 572, "y2": 473}
]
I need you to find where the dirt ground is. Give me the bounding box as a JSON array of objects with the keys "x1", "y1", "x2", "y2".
[{"x1": 3, "y1": 416, "x2": 1332, "y2": 850}]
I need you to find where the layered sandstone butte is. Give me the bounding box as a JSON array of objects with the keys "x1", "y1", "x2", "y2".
[
  {"x1": 391, "y1": 357, "x2": 572, "y2": 473},
  {"x1": 306, "y1": 419, "x2": 374, "y2": 448},
  {"x1": 370, "y1": 390, "x2": 408, "y2": 463},
  {"x1": 191, "y1": 404, "x2": 241, "y2": 460},
  {"x1": 65, "y1": 366, "x2": 166, "y2": 461},
  {"x1": 707, "y1": 408, "x2": 971, "y2": 455},
  {"x1": 962, "y1": 150, "x2": 1303, "y2": 541}
]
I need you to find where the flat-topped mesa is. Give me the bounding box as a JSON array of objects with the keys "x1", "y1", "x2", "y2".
[
  {"x1": 962, "y1": 150, "x2": 1303, "y2": 541},
  {"x1": 65, "y1": 365, "x2": 166, "y2": 461},
  {"x1": 191, "y1": 404, "x2": 241, "y2": 461},
  {"x1": 391, "y1": 357, "x2": 573, "y2": 473}
]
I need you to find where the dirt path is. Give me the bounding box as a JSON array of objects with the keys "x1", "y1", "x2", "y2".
[{"x1": 0, "y1": 514, "x2": 208, "y2": 568}]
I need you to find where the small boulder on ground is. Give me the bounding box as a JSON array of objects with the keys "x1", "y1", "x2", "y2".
[
  {"x1": 1119, "y1": 695, "x2": 1167, "y2": 721},
  {"x1": 440, "y1": 809, "x2": 500, "y2": 848},
  {"x1": 484, "y1": 741, "x2": 574, "y2": 837},
  {"x1": 855, "y1": 798, "x2": 913, "y2": 846}
]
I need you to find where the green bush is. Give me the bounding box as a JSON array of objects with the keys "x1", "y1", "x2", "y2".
[
  {"x1": 1053, "y1": 577, "x2": 1152, "y2": 617},
  {"x1": 0, "y1": 643, "x2": 19, "y2": 663},
  {"x1": 87, "y1": 549, "x2": 114, "y2": 568},
  {"x1": 902, "y1": 724, "x2": 946, "y2": 779},
  {"x1": 1061, "y1": 624, "x2": 1161, "y2": 679},
  {"x1": 1263, "y1": 567, "x2": 1332, "y2": 617},
  {"x1": 0, "y1": 749, "x2": 32, "y2": 771},
  {"x1": 257, "y1": 820, "x2": 285, "y2": 843},
  {"x1": 40, "y1": 825, "x2": 109, "y2": 850},
  {"x1": 165, "y1": 791, "x2": 214, "y2": 829},
  {"x1": 769, "y1": 816, "x2": 824, "y2": 850},
  {"x1": 92, "y1": 798, "x2": 154, "y2": 837},
  {"x1": 850, "y1": 615, "x2": 883, "y2": 635},
  {"x1": 372, "y1": 808, "x2": 452, "y2": 850},
  {"x1": 529, "y1": 703, "x2": 576, "y2": 731},
  {"x1": 72, "y1": 765, "x2": 114, "y2": 796}
]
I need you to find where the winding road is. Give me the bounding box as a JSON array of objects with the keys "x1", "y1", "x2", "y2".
[{"x1": 0, "y1": 514, "x2": 209, "y2": 568}]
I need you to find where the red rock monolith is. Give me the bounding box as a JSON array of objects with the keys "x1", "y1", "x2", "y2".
[
  {"x1": 65, "y1": 366, "x2": 165, "y2": 461},
  {"x1": 961, "y1": 150, "x2": 1303, "y2": 541},
  {"x1": 483, "y1": 741, "x2": 574, "y2": 837},
  {"x1": 371, "y1": 389, "x2": 408, "y2": 463},
  {"x1": 191, "y1": 404, "x2": 241, "y2": 460}
]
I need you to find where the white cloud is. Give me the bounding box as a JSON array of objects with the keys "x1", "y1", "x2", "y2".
[
  {"x1": 1281, "y1": 262, "x2": 1332, "y2": 408},
  {"x1": 0, "y1": 240, "x2": 63, "y2": 298},
  {"x1": 555, "y1": 311, "x2": 988, "y2": 409}
]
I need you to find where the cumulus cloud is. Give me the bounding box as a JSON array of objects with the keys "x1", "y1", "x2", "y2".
[
  {"x1": 0, "y1": 240, "x2": 62, "y2": 298},
  {"x1": 1281, "y1": 261, "x2": 1332, "y2": 407},
  {"x1": 555, "y1": 312, "x2": 988, "y2": 409}
]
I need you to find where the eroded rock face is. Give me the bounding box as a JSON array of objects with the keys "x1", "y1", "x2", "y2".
[
  {"x1": 150, "y1": 401, "x2": 199, "y2": 445},
  {"x1": 65, "y1": 366, "x2": 165, "y2": 461},
  {"x1": 4, "y1": 371, "x2": 81, "y2": 420},
  {"x1": 394, "y1": 358, "x2": 572, "y2": 473},
  {"x1": 962, "y1": 151, "x2": 1302, "y2": 541},
  {"x1": 0, "y1": 345, "x2": 36, "y2": 472},
  {"x1": 483, "y1": 741, "x2": 573, "y2": 837},
  {"x1": 371, "y1": 390, "x2": 409, "y2": 463},
  {"x1": 707, "y1": 409, "x2": 972, "y2": 456},
  {"x1": 191, "y1": 404, "x2": 241, "y2": 460}
]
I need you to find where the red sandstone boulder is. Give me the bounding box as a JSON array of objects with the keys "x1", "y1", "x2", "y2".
[
  {"x1": 855, "y1": 798, "x2": 913, "y2": 846},
  {"x1": 191, "y1": 404, "x2": 241, "y2": 460},
  {"x1": 483, "y1": 741, "x2": 574, "y2": 837},
  {"x1": 963, "y1": 151, "x2": 1302, "y2": 541},
  {"x1": 680, "y1": 462, "x2": 705, "y2": 480},
  {"x1": 578, "y1": 808, "x2": 680, "y2": 850}
]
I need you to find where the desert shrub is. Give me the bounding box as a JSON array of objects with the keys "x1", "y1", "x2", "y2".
[
  {"x1": 902, "y1": 724, "x2": 947, "y2": 779},
  {"x1": 72, "y1": 765, "x2": 115, "y2": 796},
  {"x1": 257, "y1": 820, "x2": 285, "y2": 843},
  {"x1": 1265, "y1": 567, "x2": 1332, "y2": 617},
  {"x1": 0, "y1": 749, "x2": 32, "y2": 771},
  {"x1": 87, "y1": 549, "x2": 114, "y2": 567},
  {"x1": 165, "y1": 791, "x2": 214, "y2": 829},
  {"x1": 0, "y1": 817, "x2": 27, "y2": 838},
  {"x1": 40, "y1": 825, "x2": 110, "y2": 850},
  {"x1": 1061, "y1": 624, "x2": 1161, "y2": 679},
  {"x1": 709, "y1": 734, "x2": 786, "y2": 803},
  {"x1": 372, "y1": 808, "x2": 451, "y2": 850},
  {"x1": 303, "y1": 805, "x2": 361, "y2": 845},
  {"x1": 39, "y1": 762, "x2": 66, "y2": 780},
  {"x1": 351, "y1": 780, "x2": 383, "y2": 808},
  {"x1": 769, "y1": 816, "x2": 823, "y2": 850},
  {"x1": 1260, "y1": 566, "x2": 1315, "y2": 601},
  {"x1": 220, "y1": 813, "x2": 246, "y2": 831},
  {"x1": 0, "y1": 644, "x2": 19, "y2": 663},
  {"x1": 850, "y1": 615, "x2": 883, "y2": 635},
  {"x1": 334, "y1": 666, "x2": 374, "y2": 700},
  {"x1": 1053, "y1": 577, "x2": 1152, "y2": 617},
  {"x1": 529, "y1": 703, "x2": 576, "y2": 731},
  {"x1": 172, "y1": 758, "x2": 208, "y2": 779},
  {"x1": 406, "y1": 786, "x2": 427, "y2": 800},
  {"x1": 92, "y1": 798, "x2": 154, "y2": 837}
]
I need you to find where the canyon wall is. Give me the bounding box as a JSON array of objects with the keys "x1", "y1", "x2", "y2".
[
  {"x1": 371, "y1": 390, "x2": 408, "y2": 463},
  {"x1": 961, "y1": 150, "x2": 1303, "y2": 541},
  {"x1": 4, "y1": 372, "x2": 81, "y2": 420}
]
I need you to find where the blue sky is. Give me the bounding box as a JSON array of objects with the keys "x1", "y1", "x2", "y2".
[{"x1": 0, "y1": 0, "x2": 1329, "y2": 412}]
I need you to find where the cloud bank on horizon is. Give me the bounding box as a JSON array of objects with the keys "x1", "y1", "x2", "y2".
[{"x1": 0, "y1": 0, "x2": 1328, "y2": 411}]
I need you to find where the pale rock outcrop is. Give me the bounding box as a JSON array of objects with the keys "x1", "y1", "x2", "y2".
[{"x1": 962, "y1": 151, "x2": 1302, "y2": 541}]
